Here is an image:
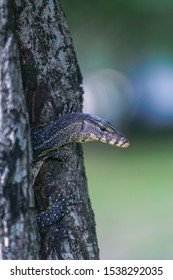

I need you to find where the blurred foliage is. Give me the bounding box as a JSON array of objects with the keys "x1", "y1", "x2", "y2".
[
  {"x1": 62, "y1": 0, "x2": 173, "y2": 129},
  {"x1": 62, "y1": 0, "x2": 173, "y2": 71}
]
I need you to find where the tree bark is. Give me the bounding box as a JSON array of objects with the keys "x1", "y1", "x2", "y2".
[
  {"x1": 13, "y1": 0, "x2": 99, "y2": 259},
  {"x1": 0, "y1": 0, "x2": 38, "y2": 259}
]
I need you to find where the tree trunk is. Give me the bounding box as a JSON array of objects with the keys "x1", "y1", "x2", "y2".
[
  {"x1": 13, "y1": 0, "x2": 99, "y2": 259},
  {"x1": 0, "y1": 0, "x2": 38, "y2": 259}
]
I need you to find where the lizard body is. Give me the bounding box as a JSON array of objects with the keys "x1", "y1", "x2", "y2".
[{"x1": 31, "y1": 112, "x2": 129, "y2": 229}]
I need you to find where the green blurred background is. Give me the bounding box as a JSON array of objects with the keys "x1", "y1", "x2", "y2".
[{"x1": 62, "y1": 0, "x2": 173, "y2": 259}]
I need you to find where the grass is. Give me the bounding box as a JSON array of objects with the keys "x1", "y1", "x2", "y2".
[{"x1": 83, "y1": 131, "x2": 173, "y2": 259}]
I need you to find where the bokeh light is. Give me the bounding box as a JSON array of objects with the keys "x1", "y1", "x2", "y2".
[{"x1": 83, "y1": 68, "x2": 134, "y2": 125}]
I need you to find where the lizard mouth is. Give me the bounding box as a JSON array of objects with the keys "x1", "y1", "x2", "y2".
[
  {"x1": 88, "y1": 133, "x2": 129, "y2": 148},
  {"x1": 114, "y1": 137, "x2": 129, "y2": 148},
  {"x1": 107, "y1": 137, "x2": 129, "y2": 148}
]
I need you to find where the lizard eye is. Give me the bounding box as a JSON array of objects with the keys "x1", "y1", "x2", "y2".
[{"x1": 100, "y1": 126, "x2": 107, "y2": 132}]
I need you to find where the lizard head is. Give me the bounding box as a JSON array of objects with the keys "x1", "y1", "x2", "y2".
[{"x1": 80, "y1": 114, "x2": 129, "y2": 148}]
